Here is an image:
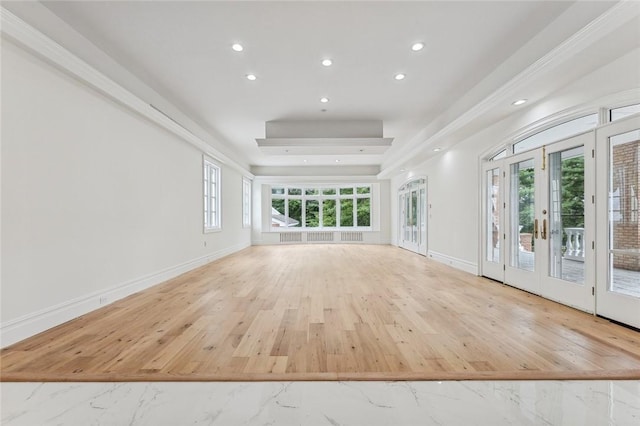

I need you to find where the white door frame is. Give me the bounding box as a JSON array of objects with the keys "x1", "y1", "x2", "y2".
[{"x1": 398, "y1": 177, "x2": 428, "y2": 256}]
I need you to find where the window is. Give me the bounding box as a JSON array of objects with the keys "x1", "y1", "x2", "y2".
[
  {"x1": 489, "y1": 149, "x2": 507, "y2": 161},
  {"x1": 513, "y1": 114, "x2": 598, "y2": 154},
  {"x1": 270, "y1": 185, "x2": 372, "y2": 230},
  {"x1": 610, "y1": 103, "x2": 640, "y2": 122},
  {"x1": 203, "y1": 159, "x2": 220, "y2": 231},
  {"x1": 242, "y1": 177, "x2": 251, "y2": 228}
]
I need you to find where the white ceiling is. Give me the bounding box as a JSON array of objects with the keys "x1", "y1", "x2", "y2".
[{"x1": 19, "y1": 1, "x2": 627, "y2": 172}]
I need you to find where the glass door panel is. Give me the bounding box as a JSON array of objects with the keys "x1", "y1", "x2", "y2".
[
  {"x1": 504, "y1": 153, "x2": 539, "y2": 294},
  {"x1": 609, "y1": 130, "x2": 640, "y2": 298},
  {"x1": 510, "y1": 159, "x2": 536, "y2": 272},
  {"x1": 548, "y1": 146, "x2": 585, "y2": 284},
  {"x1": 597, "y1": 116, "x2": 640, "y2": 329},
  {"x1": 404, "y1": 194, "x2": 410, "y2": 242},
  {"x1": 411, "y1": 189, "x2": 418, "y2": 244},
  {"x1": 486, "y1": 168, "x2": 501, "y2": 263},
  {"x1": 482, "y1": 163, "x2": 504, "y2": 281}
]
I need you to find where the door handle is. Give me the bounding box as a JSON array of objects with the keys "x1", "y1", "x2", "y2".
[
  {"x1": 534, "y1": 219, "x2": 539, "y2": 239},
  {"x1": 541, "y1": 219, "x2": 547, "y2": 240}
]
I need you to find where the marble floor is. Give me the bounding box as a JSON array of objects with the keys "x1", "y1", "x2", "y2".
[{"x1": 1, "y1": 380, "x2": 639, "y2": 425}]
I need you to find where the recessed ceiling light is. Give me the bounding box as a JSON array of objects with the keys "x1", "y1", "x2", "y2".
[
  {"x1": 246, "y1": 74, "x2": 257, "y2": 81},
  {"x1": 322, "y1": 59, "x2": 333, "y2": 67},
  {"x1": 303, "y1": 159, "x2": 308, "y2": 163},
  {"x1": 394, "y1": 73, "x2": 406, "y2": 80},
  {"x1": 433, "y1": 148, "x2": 441, "y2": 152},
  {"x1": 512, "y1": 99, "x2": 527, "y2": 106},
  {"x1": 232, "y1": 43, "x2": 243, "y2": 52},
  {"x1": 335, "y1": 159, "x2": 340, "y2": 163},
  {"x1": 411, "y1": 42, "x2": 424, "y2": 51},
  {"x1": 320, "y1": 97, "x2": 329, "y2": 103}
]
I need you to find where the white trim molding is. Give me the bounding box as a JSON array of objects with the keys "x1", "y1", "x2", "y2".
[
  {"x1": 0, "y1": 243, "x2": 250, "y2": 348},
  {"x1": 0, "y1": 7, "x2": 253, "y2": 179},
  {"x1": 428, "y1": 250, "x2": 479, "y2": 276},
  {"x1": 379, "y1": 0, "x2": 640, "y2": 178}
]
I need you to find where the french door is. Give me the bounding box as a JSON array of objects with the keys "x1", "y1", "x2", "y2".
[
  {"x1": 481, "y1": 162, "x2": 504, "y2": 281},
  {"x1": 483, "y1": 132, "x2": 595, "y2": 312},
  {"x1": 596, "y1": 116, "x2": 640, "y2": 328},
  {"x1": 398, "y1": 178, "x2": 427, "y2": 255}
]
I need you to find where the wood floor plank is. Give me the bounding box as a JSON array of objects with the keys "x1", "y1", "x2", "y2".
[{"x1": 1, "y1": 244, "x2": 639, "y2": 381}]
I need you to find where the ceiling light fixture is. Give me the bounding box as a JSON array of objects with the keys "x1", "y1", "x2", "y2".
[
  {"x1": 394, "y1": 73, "x2": 406, "y2": 80},
  {"x1": 433, "y1": 148, "x2": 441, "y2": 152},
  {"x1": 246, "y1": 74, "x2": 257, "y2": 81},
  {"x1": 232, "y1": 43, "x2": 244, "y2": 52},
  {"x1": 512, "y1": 99, "x2": 527, "y2": 106},
  {"x1": 322, "y1": 59, "x2": 333, "y2": 67},
  {"x1": 320, "y1": 97, "x2": 329, "y2": 103},
  {"x1": 303, "y1": 159, "x2": 308, "y2": 163},
  {"x1": 411, "y1": 42, "x2": 424, "y2": 51},
  {"x1": 335, "y1": 159, "x2": 340, "y2": 163}
]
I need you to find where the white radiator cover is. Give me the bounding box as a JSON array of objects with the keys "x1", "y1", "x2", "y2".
[
  {"x1": 307, "y1": 231, "x2": 334, "y2": 242},
  {"x1": 280, "y1": 232, "x2": 303, "y2": 243},
  {"x1": 272, "y1": 231, "x2": 372, "y2": 244},
  {"x1": 341, "y1": 232, "x2": 364, "y2": 242}
]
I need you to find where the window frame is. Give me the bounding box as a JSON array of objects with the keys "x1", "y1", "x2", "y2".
[
  {"x1": 270, "y1": 184, "x2": 372, "y2": 231},
  {"x1": 203, "y1": 157, "x2": 221, "y2": 233}
]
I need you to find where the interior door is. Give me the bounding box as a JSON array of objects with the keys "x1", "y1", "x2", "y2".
[{"x1": 596, "y1": 115, "x2": 640, "y2": 328}]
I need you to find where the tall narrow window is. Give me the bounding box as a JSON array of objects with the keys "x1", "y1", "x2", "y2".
[
  {"x1": 242, "y1": 178, "x2": 251, "y2": 228},
  {"x1": 203, "y1": 159, "x2": 221, "y2": 231}
]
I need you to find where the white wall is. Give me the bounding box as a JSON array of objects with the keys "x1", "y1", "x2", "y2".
[
  {"x1": 1, "y1": 39, "x2": 251, "y2": 345},
  {"x1": 390, "y1": 48, "x2": 640, "y2": 274}
]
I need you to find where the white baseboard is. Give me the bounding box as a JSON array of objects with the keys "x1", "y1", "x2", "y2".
[
  {"x1": 0, "y1": 242, "x2": 250, "y2": 348},
  {"x1": 427, "y1": 250, "x2": 479, "y2": 275}
]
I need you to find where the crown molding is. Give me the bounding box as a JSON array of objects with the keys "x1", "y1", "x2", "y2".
[
  {"x1": 0, "y1": 7, "x2": 254, "y2": 179},
  {"x1": 378, "y1": 0, "x2": 640, "y2": 179}
]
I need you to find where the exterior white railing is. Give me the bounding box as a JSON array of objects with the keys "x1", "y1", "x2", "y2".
[{"x1": 564, "y1": 227, "x2": 585, "y2": 262}]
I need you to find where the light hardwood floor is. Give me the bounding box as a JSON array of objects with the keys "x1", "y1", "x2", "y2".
[{"x1": 1, "y1": 245, "x2": 639, "y2": 381}]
